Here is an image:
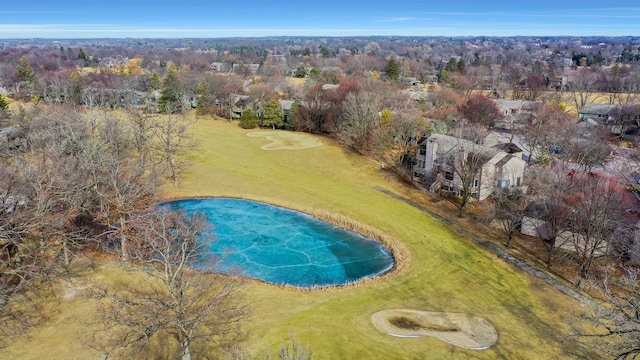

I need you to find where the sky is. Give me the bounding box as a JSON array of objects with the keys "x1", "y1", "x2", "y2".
[{"x1": 1, "y1": 1, "x2": 640, "y2": 39}]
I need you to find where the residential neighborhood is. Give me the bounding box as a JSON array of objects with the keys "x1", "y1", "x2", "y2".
[{"x1": 2, "y1": 33, "x2": 640, "y2": 359}]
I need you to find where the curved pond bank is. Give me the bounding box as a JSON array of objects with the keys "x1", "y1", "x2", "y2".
[{"x1": 163, "y1": 197, "x2": 394, "y2": 287}]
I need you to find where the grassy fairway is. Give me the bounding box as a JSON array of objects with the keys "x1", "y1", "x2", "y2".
[
  {"x1": 0, "y1": 114, "x2": 580, "y2": 359},
  {"x1": 163, "y1": 116, "x2": 579, "y2": 359}
]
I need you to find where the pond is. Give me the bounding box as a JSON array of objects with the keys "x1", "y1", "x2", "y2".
[{"x1": 162, "y1": 198, "x2": 394, "y2": 287}]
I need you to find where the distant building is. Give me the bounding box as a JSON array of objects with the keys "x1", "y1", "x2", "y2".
[
  {"x1": 210, "y1": 62, "x2": 230, "y2": 72},
  {"x1": 232, "y1": 63, "x2": 260, "y2": 74}
]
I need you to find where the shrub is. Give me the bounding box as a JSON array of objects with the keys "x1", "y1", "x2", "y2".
[{"x1": 239, "y1": 109, "x2": 258, "y2": 129}]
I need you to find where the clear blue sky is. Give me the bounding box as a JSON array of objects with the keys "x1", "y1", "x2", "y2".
[{"x1": 1, "y1": 1, "x2": 639, "y2": 38}]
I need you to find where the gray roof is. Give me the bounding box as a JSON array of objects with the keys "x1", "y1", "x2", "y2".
[
  {"x1": 279, "y1": 100, "x2": 295, "y2": 111},
  {"x1": 494, "y1": 99, "x2": 523, "y2": 111},
  {"x1": 321, "y1": 84, "x2": 339, "y2": 91},
  {"x1": 404, "y1": 91, "x2": 431, "y2": 101},
  {"x1": 495, "y1": 142, "x2": 523, "y2": 154},
  {"x1": 428, "y1": 133, "x2": 503, "y2": 160},
  {"x1": 579, "y1": 104, "x2": 618, "y2": 115}
]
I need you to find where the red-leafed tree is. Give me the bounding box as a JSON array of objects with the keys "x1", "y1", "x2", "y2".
[
  {"x1": 324, "y1": 78, "x2": 362, "y2": 132},
  {"x1": 291, "y1": 84, "x2": 329, "y2": 133},
  {"x1": 521, "y1": 74, "x2": 546, "y2": 101},
  {"x1": 460, "y1": 94, "x2": 503, "y2": 128}
]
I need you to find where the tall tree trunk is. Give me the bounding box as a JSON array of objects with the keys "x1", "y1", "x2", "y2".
[
  {"x1": 181, "y1": 338, "x2": 191, "y2": 360},
  {"x1": 170, "y1": 156, "x2": 178, "y2": 186},
  {"x1": 120, "y1": 214, "x2": 128, "y2": 259},
  {"x1": 62, "y1": 237, "x2": 71, "y2": 267}
]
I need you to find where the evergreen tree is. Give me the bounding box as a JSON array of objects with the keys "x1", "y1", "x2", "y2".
[
  {"x1": 59, "y1": 46, "x2": 67, "y2": 61},
  {"x1": 158, "y1": 62, "x2": 181, "y2": 113},
  {"x1": 262, "y1": 98, "x2": 284, "y2": 129},
  {"x1": 0, "y1": 95, "x2": 8, "y2": 124},
  {"x1": 445, "y1": 57, "x2": 458, "y2": 72},
  {"x1": 16, "y1": 56, "x2": 35, "y2": 84},
  {"x1": 150, "y1": 70, "x2": 161, "y2": 90},
  {"x1": 16, "y1": 56, "x2": 36, "y2": 97},
  {"x1": 294, "y1": 64, "x2": 307, "y2": 78},
  {"x1": 239, "y1": 109, "x2": 258, "y2": 129},
  {"x1": 66, "y1": 47, "x2": 74, "y2": 61},
  {"x1": 0, "y1": 95, "x2": 8, "y2": 111},
  {"x1": 286, "y1": 101, "x2": 298, "y2": 130},
  {"x1": 77, "y1": 48, "x2": 89, "y2": 66},
  {"x1": 308, "y1": 68, "x2": 321, "y2": 82},
  {"x1": 385, "y1": 58, "x2": 400, "y2": 80}
]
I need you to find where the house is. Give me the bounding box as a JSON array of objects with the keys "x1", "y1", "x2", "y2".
[
  {"x1": 492, "y1": 99, "x2": 541, "y2": 130},
  {"x1": 577, "y1": 104, "x2": 640, "y2": 135},
  {"x1": 495, "y1": 142, "x2": 524, "y2": 159},
  {"x1": 579, "y1": 104, "x2": 618, "y2": 124},
  {"x1": 279, "y1": 100, "x2": 295, "y2": 124},
  {"x1": 495, "y1": 99, "x2": 524, "y2": 117},
  {"x1": 521, "y1": 202, "x2": 552, "y2": 239},
  {"x1": 401, "y1": 76, "x2": 420, "y2": 87},
  {"x1": 210, "y1": 62, "x2": 229, "y2": 72},
  {"x1": 272, "y1": 54, "x2": 287, "y2": 63},
  {"x1": 231, "y1": 94, "x2": 252, "y2": 118},
  {"x1": 403, "y1": 91, "x2": 431, "y2": 104},
  {"x1": 417, "y1": 134, "x2": 526, "y2": 200},
  {"x1": 321, "y1": 84, "x2": 339, "y2": 91},
  {"x1": 232, "y1": 63, "x2": 260, "y2": 75}
]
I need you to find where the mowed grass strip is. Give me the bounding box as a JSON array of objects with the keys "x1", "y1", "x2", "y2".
[{"x1": 1, "y1": 114, "x2": 581, "y2": 359}]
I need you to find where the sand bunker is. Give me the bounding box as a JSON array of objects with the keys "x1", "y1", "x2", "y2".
[
  {"x1": 371, "y1": 309, "x2": 498, "y2": 350},
  {"x1": 247, "y1": 131, "x2": 323, "y2": 150}
]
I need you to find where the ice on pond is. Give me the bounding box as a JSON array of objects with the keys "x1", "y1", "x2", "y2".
[{"x1": 162, "y1": 198, "x2": 394, "y2": 287}]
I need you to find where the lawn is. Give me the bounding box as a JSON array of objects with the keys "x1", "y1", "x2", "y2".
[
  {"x1": 1, "y1": 114, "x2": 582, "y2": 359},
  {"x1": 162, "y1": 115, "x2": 580, "y2": 359}
]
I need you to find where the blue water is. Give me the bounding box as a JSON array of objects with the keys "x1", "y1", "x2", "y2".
[{"x1": 162, "y1": 198, "x2": 394, "y2": 287}]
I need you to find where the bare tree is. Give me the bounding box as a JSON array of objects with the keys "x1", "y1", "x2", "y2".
[
  {"x1": 92, "y1": 209, "x2": 248, "y2": 360},
  {"x1": 526, "y1": 164, "x2": 573, "y2": 266},
  {"x1": 519, "y1": 104, "x2": 574, "y2": 164},
  {"x1": 567, "y1": 70, "x2": 601, "y2": 114},
  {"x1": 339, "y1": 90, "x2": 383, "y2": 153},
  {"x1": 95, "y1": 156, "x2": 159, "y2": 259},
  {"x1": 487, "y1": 188, "x2": 527, "y2": 248},
  {"x1": 564, "y1": 173, "x2": 629, "y2": 286},
  {"x1": 124, "y1": 108, "x2": 156, "y2": 167},
  {"x1": 278, "y1": 335, "x2": 314, "y2": 360},
  {"x1": 0, "y1": 161, "x2": 51, "y2": 346},
  {"x1": 291, "y1": 85, "x2": 328, "y2": 134},
  {"x1": 439, "y1": 143, "x2": 492, "y2": 217},
  {"x1": 574, "y1": 266, "x2": 640, "y2": 359},
  {"x1": 564, "y1": 137, "x2": 611, "y2": 174},
  {"x1": 383, "y1": 111, "x2": 428, "y2": 171},
  {"x1": 151, "y1": 105, "x2": 197, "y2": 186}
]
